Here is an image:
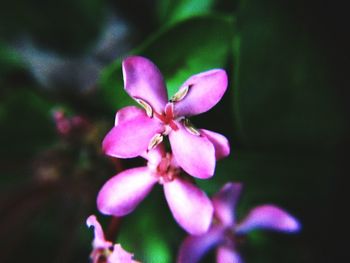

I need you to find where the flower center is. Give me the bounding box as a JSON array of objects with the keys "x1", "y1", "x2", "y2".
[
  {"x1": 156, "y1": 153, "x2": 180, "y2": 184},
  {"x1": 154, "y1": 103, "x2": 179, "y2": 131}
]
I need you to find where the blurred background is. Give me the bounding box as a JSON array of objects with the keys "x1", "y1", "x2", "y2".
[{"x1": 0, "y1": 0, "x2": 347, "y2": 262}]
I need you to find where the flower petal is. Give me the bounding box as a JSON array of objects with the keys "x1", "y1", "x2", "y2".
[
  {"x1": 86, "y1": 215, "x2": 112, "y2": 249},
  {"x1": 123, "y1": 56, "x2": 168, "y2": 114},
  {"x1": 108, "y1": 244, "x2": 137, "y2": 263},
  {"x1": 97, "y1": 167, "x2": 157, "y2": 216},
  {"x1": 236, "y1": 205, "x2": 301, "y2": 234},
  {"x1": 217, "y1": 246, "x2": 243, "y2": 263},
  {"x1": 177, "y1": 226, "x2": 225, "y2": 263},
  {"x1": 169, "y1": 122, "x2": 215, "y2": 179},
  {"x1": 164, "y1": 177, "x2": 213, "y2": 235},
  {"x1": 103, "y1": 113, "x2": 164, "y2": 158},
  {"x1": 173, "y1": 69, "x2": 228, "y2": 117},
  {"x1": 200, "y1": 129, "x2": 230, "y2": 160},
  {"x1": 114, "y1": 106, "x2": 145, "y2": 126},
  {"x1": 212, "y1": 183, "x2": 243, "y2": 227}
]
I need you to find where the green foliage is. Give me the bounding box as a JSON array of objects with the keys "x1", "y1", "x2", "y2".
[
  {"x1": 0, "y1": 42, "x2": 23, "y2": 73},
  {"x1": 156, "y1": 0, "x2": 215, "y2": 25}
]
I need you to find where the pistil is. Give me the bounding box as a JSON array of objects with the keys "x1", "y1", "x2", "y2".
[{"x1": 153, "y1": 102, "x2": 179, "y2": 131}]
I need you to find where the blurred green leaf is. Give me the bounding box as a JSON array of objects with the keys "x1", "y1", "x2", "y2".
[
  {"x1": 99, "y1": 15, "x2": 234, "y2": 112},
  {"x1": 0, "y1": 88, "x2": 55, "y2": 157},
  {"x1": 0, "y1": 42, "x2": 23, "y2": 74},
  {"x1": 232, "y1": 1, "x2": 346, "y2": 147},
  {"x1": 156, "y1": 0, "x2": 215, "y2": 25}
]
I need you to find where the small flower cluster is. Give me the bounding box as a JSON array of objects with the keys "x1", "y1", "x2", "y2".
[{"x1": 87, "y1": 56, "x2": 300, "y2": 262}]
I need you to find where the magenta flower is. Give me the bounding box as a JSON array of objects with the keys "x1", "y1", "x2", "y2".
[
  {"x1": 177, "y1": 183, "x2": 301, "y2": 263},
  {"x1": 102, "y1": 56, "x2": 229, "y2": 179},
  {"x1": 97, "y1": 142, "x2": 214, "y2": 235},
  {"x1": 86, "y1": 215, "x2": 139, "y2": 263}
]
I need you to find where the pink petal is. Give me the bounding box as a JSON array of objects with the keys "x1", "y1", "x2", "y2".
[
  {"x1": 114, "y1": 106, "x2": 145, "y2": 126},
  {"x1": 123, "y1": 56, "x2": 168, "y2": 114},
  {"x1": 163, "y1": 177, "x2": 213, "y2": 235},
  {"x1": 173, "y1": 69, "x2": 228, "y2": 117},
  {"x1": 212, "y1": 183, "x2": 243, "y2": 227},
  {"x1": 217, "y1": 246, "x2": 243, "y2": 263},
  {"x1": 102, "y1": 113, "x2": 164, "y2": 158},
  {"x1": 108, "y1": 244, "x2": 137, "y2": 263},
  {"x1": 177, "y1": 226, "x2": 225, "y2": 263},
  {"x1": 200, "y1": 129, "x2": 230, "y2": 160},
  {"x1": 169, "y1": 122, "x2": 215, "y2": 179},
  {"x1": 235, "y1": 205, "x2": 301, "y2": 234},
  {"x1": 97, "y1": 167, "x2": 157, "y2": 216},
  {"x1": 86, "y1": 215, "x2": 112, "y2": 249}
]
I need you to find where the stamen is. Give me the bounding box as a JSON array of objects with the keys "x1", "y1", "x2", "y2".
[
  {"x1": 148, "y1": 133, "x2": 164, "y2": 150},
  {"x1": 170, "y1": 85, "x2": 190, "y2": 102},
  {"x1": 183, "y1": 119, "x2": 200, "y2": 136},
  {"x1": 135, "y1": 98, "x2": 153, "y2": 117}
]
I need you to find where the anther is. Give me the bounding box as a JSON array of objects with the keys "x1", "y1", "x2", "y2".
[
  {"x1": 148, "y1": 133, "x2": 164, "y2": 150},
  {"x1": 183, "y1": 119, "x2": 200, "y2": 136},
  {"x1": 170, "y1": 85, "x2": 190, "y2": 102},
  {"x1": 135, "y1": 98, "x2": 153, "y2": 117}
]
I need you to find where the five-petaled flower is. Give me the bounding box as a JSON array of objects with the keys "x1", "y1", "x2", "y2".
[
  {"x1": 177, "y1": 182, "x2": 301, "y2": 263},
  {"x1": 102, "y1": 56, "x2": 229, "y2": 179},
  {"x1": 86, "y1": 215, "x2": 138, "y2": 263},
  {"x1": 97, "y1": 142, "x2": 214, "y2": 235}
]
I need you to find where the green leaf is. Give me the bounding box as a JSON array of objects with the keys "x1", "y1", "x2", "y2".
[
  {"x1": 0, "y1": 42, "x2": 23, "y2": 74},
  {"x1": 99, "y1": 15, "x2": 235, "y2": 112},
  {"x1": 156, "y1": 0, "x2": 215, "y2": 25}
]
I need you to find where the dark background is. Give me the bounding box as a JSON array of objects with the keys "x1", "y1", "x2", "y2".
[{"x1": 0, "y1": 0, "x2": 348, "y2": 262}]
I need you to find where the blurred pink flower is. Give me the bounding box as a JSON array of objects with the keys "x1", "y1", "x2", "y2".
[
  {"x1": 97, "y1": 143, "x2": 213, "y2": 235},
  {"x1": 177, "y1": 183, "x2": 301, "y2": 263},
  {"x1": 52, "y1": 109, "x2": 90, "y2": 137},
  {"x1": 86, "y1": 215, "x2": 138, "y2": 263},
  {"x1": 102, "y1": 56, "x2": 229, "y2": 179}
]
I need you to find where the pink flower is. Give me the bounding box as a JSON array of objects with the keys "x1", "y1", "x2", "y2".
[
  {"x1": 86, "y1": 215, "x2": 138, "y2": 263},
  {"x1": 177, "y1": 183, "x2": 301, "y2": 263},
  {"x1": 97, "y1": 143, "x2": 213, "y2": 235},
  {"x1": 52, "y1": 109, "x2": 90, "y2": 137},
  {"x1": 102, "y1": 56, "x2": 229, "y2": 179}
]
